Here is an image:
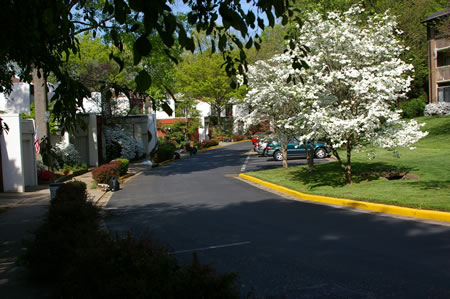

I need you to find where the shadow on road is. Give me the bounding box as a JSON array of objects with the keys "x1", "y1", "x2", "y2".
[
  {"x1": 105, "y1": 195, "x2": 450, "y2": 298},
  {"x1": 145, "y1": 145, "x2": 250, "y2": 176}
]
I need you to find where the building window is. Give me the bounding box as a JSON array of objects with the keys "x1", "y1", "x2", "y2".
[
  {"x1": 438, "y1": 82, "x2": 450, "y2": 102},
  {"x1": 437, "y1": 49, "x2": 450, "y2": 67},
  {"x1": 225, "y1": 104, "x2": 233, "y2": 117}
]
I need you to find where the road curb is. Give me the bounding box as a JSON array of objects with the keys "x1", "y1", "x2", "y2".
[{"x1": 238, "y1": 173, "x2": 450, "y2": 223}]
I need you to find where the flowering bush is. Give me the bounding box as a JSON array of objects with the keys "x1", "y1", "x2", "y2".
[
  {"x1": 105, "y1": 127, "x2": 144, "y2": 161},
  {"x1": 54, "y1": 142, "x2": 81, "y2": 167},
  {"x1": 424, "y1": 103, "x2": 450, "y2": 116},
  {"x1": 37, "y1": 170, "x2": 54, "y2": 181}
]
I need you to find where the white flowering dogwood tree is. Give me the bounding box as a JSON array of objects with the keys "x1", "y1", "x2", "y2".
[
  {"x1": 240, "y1": 54, "x2": 309, "y2": 168},
  {"x1": 289, "y1": 6, "x2": 428, "y2": 184}
]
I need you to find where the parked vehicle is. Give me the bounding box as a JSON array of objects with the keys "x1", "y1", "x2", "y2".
[
  {"x1": 252, "y1": 132, "x2": 267, "y2": 151},
  {"x1": 251, "y1": 132, "x2": 266, "y2": 145},
  {"x1": 255, "y1": 141, "x2": 268, "y2": 156},
  {"x1": 266, "y1": 140, "x2": 331, "y2": 161}
]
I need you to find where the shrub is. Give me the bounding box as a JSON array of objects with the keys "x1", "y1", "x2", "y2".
[
  {"x1": 54, "y1": 142, "x2": 82, "y2": 167},
  {"x1": 22, "y1": 186, "x2": 239, "y2": 298},
  {"x1": 66, "y1": 180, "x2": 87, "y2": 192},
  {"x1": 424, "y1": 102, "x2": 450, "y2": 116},
  {"x1": 21, "y1": 183, "x2": 100, "y2": 283},
  {"x1": 399, "y1": 97, "x2": 426, "y2": 118},
  {"x1": 37, "y1": 170, "x2": 54, "y2": 181},
  {"x1": 152, "y1": 142, "x2": 176, "y2": 163},
  {"x1": 105, "y1": 127, "x2": 144, "y2": 160},
  {"x1": 202, "y1": 139, "x2": 219, "y2": 148},
  {"x1": 114, "y1": 158, "x2": 129, "y2": 176},
  {"x1": 91, "y1": 161, "x2": 121, "y2": 184},
  {"x1": 232, "y1": 135, "x2": 246, "y2": 142}
]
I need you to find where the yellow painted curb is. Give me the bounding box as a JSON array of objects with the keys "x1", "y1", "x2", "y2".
[
  {"x1": 231, "y1": 139, "x2": 251, "y2": 144},
  {"x1": 197, "y1": 145, "x2": 221, "y2": 152},
  {"x1": 239, "y1": 173, "x2": 450, "y2": 223}
]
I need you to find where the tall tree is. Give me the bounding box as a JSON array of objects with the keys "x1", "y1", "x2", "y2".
[
  {"x1": 290, "y1": 0, "x2": 449, "y2": 101},
  {"x1": 291, "y1": 7, "x2": 428, "y2": 184},
  {"x1": 0, "y1": 0, "x2": 296, "y2": 128},
  {"x1": 175, "y1": 51, "x2": 245, "y2": 120},
  {"x1": 240, "y1": 56, "x2": 303, "y2": 169}
]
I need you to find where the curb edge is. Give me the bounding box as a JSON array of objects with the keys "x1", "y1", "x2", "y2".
[{"x1": 238, "y1": 173, "x2": 450, "y2": 223}]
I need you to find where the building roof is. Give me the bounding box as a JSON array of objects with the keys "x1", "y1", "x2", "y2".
[{"x1": 423, "y1": 7, "x2": 450, "y2": 23}]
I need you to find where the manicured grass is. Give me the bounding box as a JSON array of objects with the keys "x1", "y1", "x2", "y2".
[{"x1": 246, "y1": 115, "x2": 450, "y2": 212}]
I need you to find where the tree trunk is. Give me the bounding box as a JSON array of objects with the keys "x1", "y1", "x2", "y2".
[
  {"x1": 344, "y1": 140, "x2": 352, "y2": 185},
  {"x1": 32, "y1": 67, "x2": 50, "y2": 163},
  {"x1": 304, "y1": 139, "x2": 315, "y2": 172},
  {"x1": 282, "y1": 146, "x2": 288, "y2": 168},
  {"x1": 331, "y1": 141, "x2": 352, "y2": 185}
]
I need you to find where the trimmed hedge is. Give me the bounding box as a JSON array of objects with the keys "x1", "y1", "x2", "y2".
[
  {"x1": 114, "y1": 158, "x2": 129, "y2": 176},
  {"x1": 92, "y1": 161, "x2": 121, "y2": 184},
  {"x1": 153, "y1": 142, "x2": 176, "y2": 163},
  {"x1": 232, "y1": 135, "x2": 246, "y2": 142},
  {"x1": 21, "y1": 182, "x2": 239, "y2": 298},
  {"x1": 202, "y1": 139, "x2": 219, "y2": 148},
  {"x1": 21, "y1": 183, "x2": 100, "y2": 283}
]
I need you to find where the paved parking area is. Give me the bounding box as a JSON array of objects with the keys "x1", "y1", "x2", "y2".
[{"x1": 241, "y1": 150, "x2": 331, "y2": 173}]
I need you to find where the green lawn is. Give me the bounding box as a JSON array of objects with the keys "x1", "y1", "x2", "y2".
[{"x1": 246, "y1": 115, "x2": 450, "y2": 212}]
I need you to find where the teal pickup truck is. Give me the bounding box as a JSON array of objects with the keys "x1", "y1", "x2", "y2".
[{"x1": 266, "y1": 139, "x2": 331, "y2": 161}]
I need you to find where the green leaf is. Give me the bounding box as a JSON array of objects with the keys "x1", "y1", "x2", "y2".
[
  {"x1": 133, "y1": 43, "x2": 142, "y2": 66},
  {"x1": 135, "y1": 70, "x2": 151, "y2": 92},
  {"x1": 245, "y1": 38, "x2": 253, "y2": 49},
  {"x1": 257, "y1": 17, "x2": 264, "y2": 29},
  {"x1": 130, "y1": 24, "x2": 139, "y2": 32},
  {"x1": 159, "y1": 29, "x2": 175, "y2": 48},
  {"x1": 187, "y1": 13, "x2": 197, "y2": 24},
  {"x1": 301, "y1": 60, "x2": 310, "y2": 70},
  {"x1": 219, "y1": 34, "x2": 227, "y2": 51},
  {"x1": 240, "y1": 50, "x2": 246, "y2": 62},
  {"x1": 111, "y1": 55, "x2": 124, "y2": 72},
  {"x1": 136, "y1": 35, "x2": 152, "y2": 56}
]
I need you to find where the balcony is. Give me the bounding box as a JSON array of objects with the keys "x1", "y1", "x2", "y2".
[{"x1": 436, "y1": 65, "x2": 450, "y2": 82}]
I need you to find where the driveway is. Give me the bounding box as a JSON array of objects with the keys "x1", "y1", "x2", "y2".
[{"x1": 105, "y1": 141, "x2": 450, "y2": 298}]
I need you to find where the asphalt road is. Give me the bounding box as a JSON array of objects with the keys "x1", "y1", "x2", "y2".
[{"x1": 105, "y1": 141, "x2": 450, "y2": 298}]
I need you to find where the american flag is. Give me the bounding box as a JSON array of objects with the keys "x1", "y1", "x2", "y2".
[{"x1": 34, "y1": 127, "x2": 40, "y2": 154}]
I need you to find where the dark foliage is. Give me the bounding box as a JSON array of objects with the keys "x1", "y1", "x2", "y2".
[
  {"x1": 202, "y1": 139, "x2": 220, "y2": 148},
  {"x1": 153, "y1": 142, "x2": 176, "y2": 163},
  {"x1": 232, "y1": 135, "x2": 246, "y2": 141},
  {"x1": 92, "y1": 161, "x2": 121, "y2": 183},
  {"x1": 399, "y1": 97, "x2": 426, "y2": 119},
  {"x1": 21, "y1": 182, "x2": 239, "y2": 298},
  {"x1": 106, "y1": 140, "x2": 122, "y2": 162},
  {"x1": 114, "y1": 158, "x2": 129, "y2": 176}
]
